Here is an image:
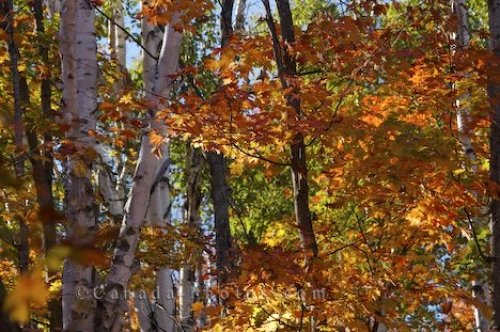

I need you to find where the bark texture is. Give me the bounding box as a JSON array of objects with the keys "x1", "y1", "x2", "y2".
[
  {"x1": 488, "y1": 0, "x2": 500, "y2": 329},
  {"x1": 264, "y1": 0, "x2": 318, "y2": 256},
  {"x1": 97, "y1": 13, "x2": 182, "y2": 331},
  {"x1": 141, "y1": 7, "x2": 176, "y2": 330},
  {"x1": 206, "y1": 0, "x2": 235, "y2": 291},
  {"x1": 95, "y1": 144, "x2": 125, "y2": 219},
  {"x1": 60, "y1": 0, "x2": 98, "y2": 330},
  {"x1": 207, "y1": 152, "x2": 234, "y2": 286},
  {"x1": 134, "y1": 293, "x2": 154, "y2": 332},
  {"x1": 235, "y1": 0, "x2": 247, "y2": 31},
  {"x1": 453, "y1": 1, "x2": 490, "y2": 330}
]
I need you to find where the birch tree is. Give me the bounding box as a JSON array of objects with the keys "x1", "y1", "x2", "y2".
[
  {"x1": 97, "y1": 12, "x2": 182, "y2": 331},
  {"x1": 59, "y1": 0, "x2": 98, "y2": 329},
  {"x1": 451, "y1": 1, "x2": 491, "y2": 330}
]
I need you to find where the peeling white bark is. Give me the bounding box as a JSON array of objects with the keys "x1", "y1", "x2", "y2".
[
  {"x1": 60, "y1": 0, "x2": 98, "y2": 330},
  {"x1": 98, "y1": 11, "x2": 183, "y2": 331},
  {"x1": 140, "y1": 6, "x2": 177, "y2": 331}
]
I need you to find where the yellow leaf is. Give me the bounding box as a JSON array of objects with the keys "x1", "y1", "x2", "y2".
[
  {"x1": 45, "y1": 245, "x2": 71, "y2": 271},
  {"x1": 230, "y1": 162, "x2": 244, "y2": 176},
  {"x1": 192, "y1": 301, "x2": 204, "y2": 315},
  {"x1": 4, "y1": 268, "x2": 49, "y2": 323}
]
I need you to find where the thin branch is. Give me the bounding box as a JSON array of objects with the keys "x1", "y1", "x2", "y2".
[
  {"x1": 231, "y1": 142, "x2": 290, "y2": 166},
  {"x1": 324, "y1": 243, "x2": 355, "y2": 256},
  {"x1": 228, "y1": 199, "x2": 252, "y2": 244},
  {"x1": 261, "y1": 0, "x2": 287, "y2": 86},
  {"x1": 463, "y1": 207, "x2": 493, "y2": 263}
]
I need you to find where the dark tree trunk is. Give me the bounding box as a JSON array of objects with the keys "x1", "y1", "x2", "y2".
[
  {"x1": 264, "y1": 0, "x2": 318, "y2": 256},
  {"x1": 207, "y1": 152, "x2": 234, "y2": 286},
  {"x1": 207, "y1": 0, "x2": 236, "y2": 288},
  {"x1": 0, "y1": 0, "x2": 31, "y2": 276},
  {"x1": 31, "y1": 0, "x2": 62, "y2": 328},
  {"x1": 489, "y1": 0, "x2": 500, "y2": 328},
  {"x1": 179, "y1": 145, "x2": 204, "y2": 330},
  {"x1": 2, "y1": 0, "x2": 60, "y2": 326}
]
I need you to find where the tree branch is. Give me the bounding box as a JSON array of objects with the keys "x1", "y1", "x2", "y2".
[
  {"x1": 464, "y1": 207, "x2": 494, "y2": 263},
  {"x1": 231, "y1": 142, "x2": 290, "y2": 166}
]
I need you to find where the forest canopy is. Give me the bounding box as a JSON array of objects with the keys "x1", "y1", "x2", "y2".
[{"x1": 0, "y1": 0, "x2": 500, "y2": 331}]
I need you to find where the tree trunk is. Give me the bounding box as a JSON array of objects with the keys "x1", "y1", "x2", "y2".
[
  {"x1": 134, "y1": 292, "x2": 154, "y2": 332},
  {"x1": 205, "y1": 0, "x2": 235, "y2": 294},
  {"x1": 97, "y1": 14, "x2": 182, "y2": 331},
  {"x1": 60, "y1": 0, "x2": 98, "y2": 330},
  {"x1": 3, "y1": 0, "x2": 61, "y2": 327},
  {"x1": 234, "y1": 0, "x2": 246, "y2": 31},
  {"x1": 154, "y1": 269, "x2": 175, "y2": 332},
  {"x1": 488, "y1": 0, "x2": 500, "y2": 329},
  {"x1": 95, "y1": 143, "x2": 125, "y2": 220},
  {"x1": 140, "y1": 6, "x2": 177, "y2": 330},
  {"x1": 1, "y1": 3, "x2": 31, "y2": 329},
  {"x1": 179, "y1": 146, "x2": 203, "y2": 331},
  {"x1": 207, "y1": 152, "x2": 234, "y2": 289},
  {"x1": 135, "y1": 7, "x2": 163, "y2": 331},
  {"x1": 264, "y1": 0, "x2": 318, "y2": 256},
  {"x1": 114, "y1": 3, "x2": 126, "y2": 69},
  {"x1": 108, "y1": 0, "x2": 126, "y2": 69},
  {"x1": 452, "y1": 1, "x2": 490, "y2": 330}
]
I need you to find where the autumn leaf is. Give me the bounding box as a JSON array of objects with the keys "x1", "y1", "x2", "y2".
[
  {"x1": 192, "y1": 301, "x2": 204, "y2": 315},
  {"x1": 4, "y1": 268, "x2": 49, "y2": 323}
]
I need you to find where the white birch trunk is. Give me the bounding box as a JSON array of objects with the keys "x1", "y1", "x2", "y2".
[
  {"x1": 98, "y1": 12, "x2": 183, "y2": 331},
  {"x1": 178, "y1": 267, "x2": 194, "y2": 330},
  {"x1": 108, "y1": 9, "x2": 116, "y2": 60},
  {"x1": 234, "y1": 0, "x2": 246, "y2": 31},
  {"x1": 140, "y1": 5, "x2": 177, "y2": 331},
  {"x1": 453, "y1": 1, "x2": 491, "y2": 330},
  {"x1": 154, "y1": 269, "x2": 175, "y2": 332},
  {"x1": 95, "y1": 143, "x2": 125, "y2": 219},
  {"x1": 114, "y1": 3, "x2": 126, "y2": 69},
  {"x1": 134, "y1": 293, "x2": 154, "y2": 332},
  {"x1": 60, "y1": 0, "x2": 98, "y2": 330}
]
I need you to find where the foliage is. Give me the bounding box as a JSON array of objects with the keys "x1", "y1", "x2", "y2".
[{"x1": 0, "y1": 0, "x2": 496, "y2": 330}]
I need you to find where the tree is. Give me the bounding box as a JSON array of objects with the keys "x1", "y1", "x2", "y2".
[
  {"x1": 488, "y1": 0, "x2": 500, "y2": 329},
  {"x1": 97, "y1": 10, "x2": 183, "y2": 331},
  {"x1": 2, "y1": 0, "x2": 500, "y2": 331},
  {"x1": 59, "y1": 0, "x2": 98, "y2": 329},
  {"x1": 263, "y1": 0, "x2": 318, "y2": 256}
]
